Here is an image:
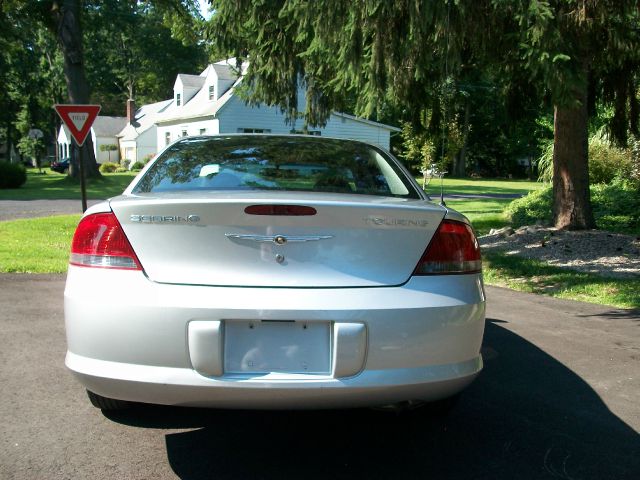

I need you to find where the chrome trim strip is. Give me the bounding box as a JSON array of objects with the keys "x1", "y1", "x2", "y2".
[{"x1": 225, "y1": 234, "x2": 333, "y2": 244}]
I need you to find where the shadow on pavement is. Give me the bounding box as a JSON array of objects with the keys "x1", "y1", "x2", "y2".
[
  {"x1": 106, "y1": 320, "x2": 640, "y2": 479},
  {"x1": 577, "y1": 308, "x2": 640, "y2": 321}
]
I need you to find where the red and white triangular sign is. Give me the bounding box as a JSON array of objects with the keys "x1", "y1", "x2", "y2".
[{"x1": 54, "y1": 104, "x2": 101, "y2": 146}]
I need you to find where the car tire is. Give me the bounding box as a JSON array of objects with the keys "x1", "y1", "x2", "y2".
[{"x1": 86, "y1": 390, "x2": 131, "y2": 410}]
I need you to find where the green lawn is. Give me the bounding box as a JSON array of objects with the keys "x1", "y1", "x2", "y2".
[
  {"x1": 417, "y1": 177, "x2": 542, "y2": 196},
  {"x1": 446, "y1": 198, "x2": 512, "y2": 236},
  {"x1": 0, "y1": 215, "x2": 79, "y2": 273},
  {"x1": 483, "y1": 252, "x2": 640, "y2": 309},
  {"x1": 2, "y1": 176, "x2": 635, "y2": 309},
  {"x1": 410, "y1": 177, "x2": 543, "y2": 235},
  {"x1": 0, "y1": 168, "x2": 137, "y2": 200}
]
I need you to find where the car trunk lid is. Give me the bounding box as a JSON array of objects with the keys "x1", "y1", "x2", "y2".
[{"x1": 109, "y1": 192, "x2": 446, "y2": 288}]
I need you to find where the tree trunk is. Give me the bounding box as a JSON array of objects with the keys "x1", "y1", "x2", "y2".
[
  {"x1": 453, "y1": 100, "x2": 471, "y2": 177},
  {"x1": 49, "y1": 0, "x2": 100, "y2": 178},
  {"x1": 552, "y1": 81, "x2": 595, "y2": 230}
]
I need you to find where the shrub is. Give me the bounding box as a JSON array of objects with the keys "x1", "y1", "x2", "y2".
[
  {"x1": 0, "y1": 161, "x2": 27, "y2": 188},
  {"x1": 120, "y1": 159, "x2": 131, "y2": 169},
  {"x1": 588, "y1": 132, "x2": 632, "y2": 184},
  {"x1": 131, "y1": 161, "x2": 145, "y2": 171},
  {"x1": 142, "y1": 154, "x2": 154, "y2": 165},
  {"x1": 99, "y1": 162, "x2": 119, "y2": 173},
  {"x1": 505, "y1": 187, "x2": 553, "y2": 227},
  {"x1": 591, "y1": 180, "x2": 640, "y2": 233},
  {"x1": 536, "y1": 131, "x2": 632, "y2": 184},
  {"x1": 114, "y1": 167, "x2": 128, "y2": 173},
  {"x1": 506, "y1": 181, "x2": 640, "y2": 233}
]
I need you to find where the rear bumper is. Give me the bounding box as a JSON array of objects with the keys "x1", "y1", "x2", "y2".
[
  {"x1": 67, "y1": 352, "x2": 481, "y2": 409},
  {"x1": 64, "y1": 266, "x2": 486, "y2": 409}
]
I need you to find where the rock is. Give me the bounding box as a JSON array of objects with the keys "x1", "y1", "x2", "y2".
[{"x1": 490, "y1": 226, "x2": 515, "y2": 237}]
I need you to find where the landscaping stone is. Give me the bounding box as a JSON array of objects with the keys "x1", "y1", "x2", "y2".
[{"x1": 480, "y1": 226, "x2": 640, "y2": 279}]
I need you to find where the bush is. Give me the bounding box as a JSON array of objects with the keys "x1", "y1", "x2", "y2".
[
  {"x1": 536, "y1": 131, "x2": 632, "y2": 184},
  {"x1": 0, "y1": 162, "x2": 27, "y2": 188},
  {"x1": 506, "y1": 181, "x2": 640, "y2": 233},
  {"x1": 505, "y1": 187, "x2": 553, "y2": 227},
  {"x1": 131, "y1": 161, "x2": 145, "y2": 171},
  {"x1": 591, "y1": 180, "x2": 640, "y2": 233},
  {"x1": 114, "y1": 167, "x2": 128, "y2": 173},
  {"x1": 99, "y1": 162, "x2": 119, "y2": 173},
  {"x1": 588, "y1": 132, "x2": 632, "y2": 184},
  {"x1": 142, "y1": 154, "x2": 154, "y2": 165}
]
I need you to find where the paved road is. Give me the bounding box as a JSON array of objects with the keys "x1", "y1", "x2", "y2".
[
  {"x1": 0, "y1": 274, "x2": 638, "y2": 479},
  {"x1": 0, "y1": 200, "x2": 101, "y2": 221}
]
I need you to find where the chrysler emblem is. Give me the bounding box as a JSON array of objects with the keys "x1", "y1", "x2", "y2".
[{"x1": 225, "y1": 233, "x2": 334, "y2": 244}]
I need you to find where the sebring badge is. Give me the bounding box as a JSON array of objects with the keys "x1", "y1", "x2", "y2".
[{"x1": 130, "y1": 214, "x2": 200, "y2": 223}]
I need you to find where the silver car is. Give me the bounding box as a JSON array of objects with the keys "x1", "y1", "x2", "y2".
[{"x1": 64, "y1": 135, "x2": 485, "y2": 411}]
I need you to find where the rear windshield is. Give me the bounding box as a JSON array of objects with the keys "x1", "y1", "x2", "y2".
[{"x1": 133, "y1": 136, "x2": 420, "y2": 199}]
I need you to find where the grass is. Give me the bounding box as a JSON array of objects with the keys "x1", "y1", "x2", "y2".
[
  {"x1": 0, "y1": 168, "x2": 137, "y2": 200},
  {"x1": 483, "y1": 252, "x2": 640, "y2": 309},
  {"x1": 1, "y1": 175, "x2": 636, "y2": 309},
  {"x1": 446, "y1": 198, "x2": 512, "y2": 236},
  {"x1": 417, "y1": 177, "x2": 542, "y2": 195},
  {"x1": 412, "y1": 177, "x2": 542, "y2": 236},
  {"x1": 0, "y1": 215, "x2": 79, "y2": 273}
]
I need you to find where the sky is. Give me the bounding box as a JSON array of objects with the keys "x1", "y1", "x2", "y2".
[{"x1": 198, "y1": 0, "x2": 213, "y2": 20}]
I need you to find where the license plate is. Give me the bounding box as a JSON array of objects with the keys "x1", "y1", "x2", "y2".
[{"x1": 224, "y1": 321, "x2": 331, "y2": 374}]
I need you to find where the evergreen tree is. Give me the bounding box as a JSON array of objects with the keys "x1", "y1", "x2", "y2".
[{"x1": 208, "y1": 0, "x2": 640, "y2": 230}]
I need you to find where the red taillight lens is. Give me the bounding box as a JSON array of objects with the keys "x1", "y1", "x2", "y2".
[
  {"x1": 70, "y1": 213, "x2": 142, "y2": 270},
  {"x1": 413, "y1": 219, "x2": 481, "y2": 275}
]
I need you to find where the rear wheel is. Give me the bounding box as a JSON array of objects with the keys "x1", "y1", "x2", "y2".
[{"x1": 86, "y1": 390, "x2": 131, "y2": 410}]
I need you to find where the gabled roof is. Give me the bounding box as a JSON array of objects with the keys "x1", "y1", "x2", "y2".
[
  {"x1": 155, "y1": 75, "x2": 242, "y2": 124},
  {"x1": 177, "y1": 74, "x2": 205, "y2": 89},
  {"x1": 155, "y1": 58, "x2": 400, "y2": 133},
  {"x1": 332, "y1": 112, "x2": 402, "y2": 132},
  {"x1": 117, "y1": 99, "x2": 172, "y2": 140},
  {"x1": 91, "y1": 116, "x2": 127, "y2": 137}
]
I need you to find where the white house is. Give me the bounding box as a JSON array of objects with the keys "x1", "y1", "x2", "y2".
[
  {"x1": 57, "y1": 116, "x2": 127, "y2": 163},
  {"x1": 117, "y1": 99, "x2": 172, "y2": 165},
  {"x1": 154, "y1": 59, "x2": 400, "y2": 151}
]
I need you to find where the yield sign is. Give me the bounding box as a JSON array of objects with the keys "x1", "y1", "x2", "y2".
[{"x1": 54, "y1": 104, "x2": 101, "y2": 146}]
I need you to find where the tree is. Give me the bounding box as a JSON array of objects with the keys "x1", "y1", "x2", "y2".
[
  {"x1": 208, "y1": 0, "x2": 640, "y2": 230},
  {"x1": 515, "y1": 1, "x2": 639, "y2": 228},
  {"x1": 24, "y1": 0, "x2": 101, "y2": 179},
  {"x1": 83, "y1": 0, "x2": 208, "y2": 115},
  {"x1": 99, "y1": 143, "x2": 118, "y2": 162}
]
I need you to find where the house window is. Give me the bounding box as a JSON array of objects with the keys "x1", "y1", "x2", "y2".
[
  {"x1": 176, "y1": 93, "x2": 181, "y2": 107},
  {"x1": 238, "y1": 128, "x2": 271, "y2": 134},
  {"x1": 199, "y1": 128, "x2": 206, "y2": 135},
  {"x1": 181, "y1": 129, "x2": 188, "y2": 137},
  {"x1": 290, "y1": 129, "x2": 321, "y2": 136},
  {"x1": 165, "y1": 132, "x2": 171, "y2": 146},
  {"x1": 208, "y1": 85, "x2": 215, "y2": 100}
]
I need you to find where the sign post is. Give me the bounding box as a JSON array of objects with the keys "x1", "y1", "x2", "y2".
[{"x1": 54, "y1": 104, "x2": 101, "y2": 213}]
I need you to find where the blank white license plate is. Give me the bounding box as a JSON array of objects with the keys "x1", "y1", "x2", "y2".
[{"x1": 224, "y1": 321, "x2": 331, "y2": 374}]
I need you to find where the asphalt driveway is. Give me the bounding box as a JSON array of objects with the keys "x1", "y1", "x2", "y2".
[
  {"x1": 0, "y1": 200, "x2": 101, "y2": 221},
  {"x1": 0, "y1": 274, "x2": 638, "y2": 479}
]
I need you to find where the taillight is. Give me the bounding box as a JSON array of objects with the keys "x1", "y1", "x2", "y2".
[
  {"x1": 413, "y1": 219, "x2": 481, "y2": 275},
  {"x1": 70, "y1": 212, "x2": 142, "y2": 270}
]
